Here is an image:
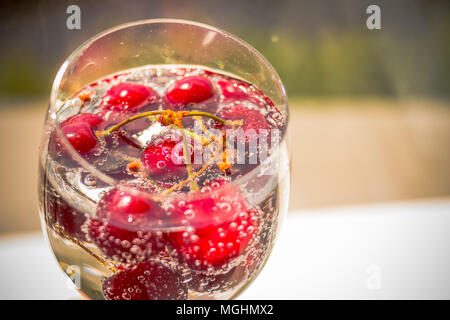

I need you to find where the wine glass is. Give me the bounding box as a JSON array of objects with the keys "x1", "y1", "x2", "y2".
[{"x1": 38, "y1": 19, "x2": 289, "y2": 300}]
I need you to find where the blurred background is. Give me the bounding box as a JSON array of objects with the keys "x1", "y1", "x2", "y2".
[{"x1": 0, "y1": 0, "x2": 449, "y2": 235}]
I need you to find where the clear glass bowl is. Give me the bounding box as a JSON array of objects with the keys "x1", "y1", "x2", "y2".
[{"x1": 39, "y1": 19, "x2": 289, "y2": 300}]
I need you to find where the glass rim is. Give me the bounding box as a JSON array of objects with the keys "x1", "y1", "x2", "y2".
[{"x1": 49, "y1": 18, "x2": 289, "y2": 202}]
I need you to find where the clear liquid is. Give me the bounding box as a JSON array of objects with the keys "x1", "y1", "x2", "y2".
[{"x1": 39, "y1": 65, "x2": 289, "y2": 300}]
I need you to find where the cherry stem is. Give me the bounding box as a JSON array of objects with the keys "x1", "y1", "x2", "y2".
[
  {"x1": 169, "y1": 124, "x2": 208, "y2": 146},
  {"x1": 96, "y1": 110, "x2": 242, "y2": 137},
  {"x1": 178, "y1": 124, "x2": 199, "y2": 192},
  {"x1": 182, "y1": 111, "x2": 242, "y2": 125},
  {"x1": 122, "y1": 156, "x2": 165, "y2": 193},
  {"x1": 146, "y1": 114, "x2": 207, "y2": 145},
  {"x1": 193, "y1": 116, "x2": 217, "y2": 150},
  {"x1": 219, "y1": 133, "x2": 231, "y2": 172},
  {"x1": 160, "y1": 132, "x2": 224, "y2": 195},
  {"x1": 194, "y1": 116, "x2": 211, "y2": 139},
  {"x1": 57, "y1": 227, "x2": 119, "y2": 273},
  {"x1": 93, "y1": 109, "x2": 242, "y2": 196},
  {"x1": 161, "y1": 160, "x2": 212, "y2": 195}
]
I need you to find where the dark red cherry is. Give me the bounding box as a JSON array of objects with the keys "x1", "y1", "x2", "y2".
[
  {"x1": 215, "y1": 105, "x2": 277, "y2": 177},
  {"x1": 166, "y1": 76, "x2": 214, "y2": 106},
  {"x1": 142, "y1": 133, "x2": 196, "y2": 182},
  {"x1": 218, "y1": 105, "x2": 273, "y2": 132},
  {"x1": 87, "y1": 187, "x2": 166, "y2": 263},
  {"x1": 218, "y1": 79, "x2": 250, "y2": 102},
  {"x1": 102, "y1": 261, "x2": 188, "y2": 300},
  {"x1": 59, "y1": 113, "x2": 103, "y2": 155},
  {"x1": 166, "y1": 181, "x2": 259, "y2": 270},
  {"x1": 87, "y1": 218, "x2": 165, "y2": 264},
  {"x1": 45, "y1": 181, "x2": 87, "y2": 240}
]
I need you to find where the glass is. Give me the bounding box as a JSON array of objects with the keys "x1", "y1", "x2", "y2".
[{"x1": 39, "y1": 19, "x2": 289, "y2": 300}]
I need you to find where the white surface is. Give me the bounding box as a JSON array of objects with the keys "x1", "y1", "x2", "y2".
[
  {"x1": 1, "y1": 200, "x2": 449, "y2": 299},
  {"x1": 0, "y1": 233, "x2": 81, "y2": 300}
]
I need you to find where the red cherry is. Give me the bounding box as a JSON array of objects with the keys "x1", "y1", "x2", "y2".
[
  {"x1": 100, "y1": 82, "x2": 158, "y2": 114},
  {"x1": 166, "y1": 181, "x2": 259, "y2": 270},
  {"x1": 87, "y1": 187, "x2": 166, "y2": 263},
  {"x1": 218, "y1": 79, "x2": 250, "y2": 102},
  {"x1": 61, "y1": 124, "x2": 98, "y2": 155},
  {"x1": 189, "y1": 246, "x2": 262, "y2": 293},
  {"x1": 166, "y1": 76, "x2": 214, "y2": 106},
  {"x1": 59, "y1": 113, "x2": 103, "y2": 155},
  {"x1": 102, "y1": 261, "x2": 188, "y2": 300},
  {"x1": 96, "y1": 187, "x2": 157, "y2": 227},
  {"x1": 171, "y1": 208, "x2": 259, "y2": 270},
  {"x1": 99, "y1": 83, "x2": 159, "y2": 133},
  {"x1": 61, "y1": 113, "x2": 103, "y2": 127},
  {"x1": 142, "y1": 133, "x2": 196, "y2": 182}
]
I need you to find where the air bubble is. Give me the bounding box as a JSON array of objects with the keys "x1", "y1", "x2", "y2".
[
  {"x1": 184, "y1": 209, "x2": 195, "y2": 219},
  {"x1": 218, "y1": 202, "x2": 232, "y2": 212},
  {"x1": 156, "y1": 161, "x2": 166, "y2": 169},
  {"x1": 122, "y1": 292, "x2": 131, "y2": 300}
]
